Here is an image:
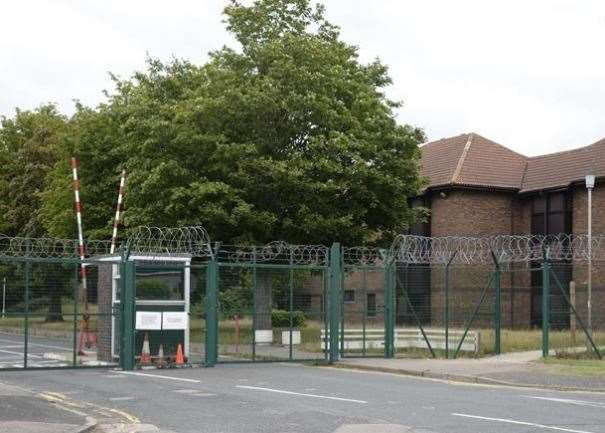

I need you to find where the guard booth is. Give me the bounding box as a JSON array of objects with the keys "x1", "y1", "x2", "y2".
[{"x1": 97, "y1": 255, "x2": 193, "y2": 365}]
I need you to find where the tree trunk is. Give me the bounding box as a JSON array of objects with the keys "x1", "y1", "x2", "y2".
[
  {"x1": 45, "y1": 273, "x2": 64, "y2": 322},
  {"x1": 255, "y1": 269, "x2": 273, "y2": 331}
]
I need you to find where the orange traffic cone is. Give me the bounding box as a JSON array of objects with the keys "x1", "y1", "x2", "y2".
[
  {"x1": 140, "y1": 333, "x2": 151, "y2": 365},
  {"x1": 175, "y1": 343, "x2": 184, "y2": 365},
  {"x1": 157, "y1": 344, "x2": 166, "y2": 368}
]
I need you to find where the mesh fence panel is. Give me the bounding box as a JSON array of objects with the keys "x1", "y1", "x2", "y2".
[
  {"x1": 217, "y1": 264, "x2": 327, "y2": 362},
  {"x1": 341, "y1": 266, "x2": 386, "y2": 358},
  {"x1": 0, "y1": 259, "x2": 118, "y2": 369}
]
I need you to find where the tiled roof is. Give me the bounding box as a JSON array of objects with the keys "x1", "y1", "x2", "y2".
[
  {"x1": 420, "y1": 133, "x2": 604, "y2": 193},
  {"x1": 521, "y1": 138, "x2": 605, "y2": 192}
]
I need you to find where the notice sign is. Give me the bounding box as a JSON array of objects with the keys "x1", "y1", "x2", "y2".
[
  {"x1": 162, "y1": 312, "x2": 188, "y2": 330},
  {"x1": 135, "y1": 311, "x2": 162, "y2": 330}
]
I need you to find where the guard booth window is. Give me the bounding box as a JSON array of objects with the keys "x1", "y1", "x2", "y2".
[{"x1": 136, "y1": 263, "x2": 185, "y2": 301}]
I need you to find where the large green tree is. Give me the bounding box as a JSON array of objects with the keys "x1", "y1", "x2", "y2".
[
  {"x1": 0, "y1": 105, "x2": 69, "y2": 237},
  {"x1": 104, "y1": 0, "x2": 424, "y2": 245},
  {"x1": 17, "y1": 0, "x2": 425, "y2": 247}
]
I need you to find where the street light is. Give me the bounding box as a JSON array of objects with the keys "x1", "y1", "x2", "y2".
[{"x1": 585, "y1": 174, "x2": 595, "y2": 336}]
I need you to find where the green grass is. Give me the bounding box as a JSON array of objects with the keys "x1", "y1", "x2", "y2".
[{"x1": 541, "y1": 357, "x2": 605, "y2": 377}]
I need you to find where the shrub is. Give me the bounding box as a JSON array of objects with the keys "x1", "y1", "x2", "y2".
[{"x1": 272, "y1": 309, "x2": 305, "y2": 328}]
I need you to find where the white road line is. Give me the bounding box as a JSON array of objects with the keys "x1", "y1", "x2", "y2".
[
  {"x1": 0, "y1": 348, "x2": 42, "y2": 358},
  {"x1": 452, "y1": 413, "x2": 596, "y2": 433},
  {"x1": 114, "y1": 371, "x2": 201, "y2": 383},
  {"x1": 0, "y1": 338, "x2": 70, "y2": 351},
  {"x1": 235, "y1": 385, "x2": 367, "y2": 404},
  {"x1": 524, "y1": 396, "x2": 605, "y2": 409},
  {"x1": 109, "y1": 396, "x2": 135, "y2": 401}
]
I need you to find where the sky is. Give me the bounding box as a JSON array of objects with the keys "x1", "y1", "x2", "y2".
[{"x1": 1, "y1": 0, "x2": 604, "y2": 156}]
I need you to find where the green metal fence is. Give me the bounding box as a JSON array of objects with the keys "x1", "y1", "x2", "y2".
[{"x1": 2, "y1": 232, "x2": 604, "y2": 371}]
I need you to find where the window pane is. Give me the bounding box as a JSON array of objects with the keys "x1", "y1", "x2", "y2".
[
  {"x1": 367, "y1": 293, "x2": 376, "y2": 317},
  {"x1": 343, "y1": 290, "x2": 355, "y2": 303},
  {"x1": 533, "y1": 196, "x2": 546, "y2": 213},
  {"x1": 548, "y1": 212, "x2": 565, "y2": 234},
  {"x1": 531, "y1": 214, "x2": 545, "y2": 235},
  {"x1": 136, "y1": 265, "x2": 185, "y2": 300},
  {"x1": 549, "y1": 193, "x2": 565, "y2": 212}
]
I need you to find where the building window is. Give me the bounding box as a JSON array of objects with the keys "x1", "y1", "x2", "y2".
[
  {"x1": 530, "y1": 191, "x2": 571, "y2": 328},
  {"x1": 343, "y1": 290, "x2": 355, "y2": 303},
  {"x1": 409, "y1": 197, "x2": 431, "y2": 236},
  {"x1": 366, "y1": 293, "x2": 376, "y2": 317},
  {"x1": 531, "y1": 192, "x2": 571, "y2": 235}
]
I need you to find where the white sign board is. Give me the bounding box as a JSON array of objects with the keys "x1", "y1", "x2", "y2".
[
  {"x1": 162, "y1": 312, "x2": 188, "y2": 330},
  {"x1": 135, "y1": 311, "x2": 162, "y2": 330}
]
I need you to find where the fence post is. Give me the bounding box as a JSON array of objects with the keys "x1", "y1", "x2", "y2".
[
  {"x1": 120, "y1": 260, "x2": 136, "y2": 371},
  {"x1": 24, "y1": 258, "x2": 31, "y2": 369},
  {"x1": 569, "y1": 280, "x2": 576, "y2": 346},
  {"x1": 542, "y1": 256, "x2": 550, "y2": 358},
  {"x1": 205, "y1": 253, "x2": 219, "y2": 367},
  {"x1": 444, "y1": 253, "x2": 456, "y2": 359},
  {"x1": 492, "y1": 252, "x2": 501, "y2": 355},
  {"x1": 329, "y1": 243, "x2": 342, "y2": 363},
  {"x1": 384, "y1": 263, "x2": 396, "y2": 358}
]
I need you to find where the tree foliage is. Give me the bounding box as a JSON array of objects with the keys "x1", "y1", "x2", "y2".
[{"x1": 1, "y1": 0, "x2": 425, "y2": 247}]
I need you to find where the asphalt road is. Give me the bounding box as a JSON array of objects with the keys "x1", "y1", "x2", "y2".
[
  {"x1": 0, "y1": 332, "x2": 70, "y2": 369},
  {"x1": 1, "y1": 363, "x2": 605, "y2": 433}
]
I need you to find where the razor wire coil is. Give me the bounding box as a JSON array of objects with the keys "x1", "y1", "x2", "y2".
[{"x1": 390, "y1": 234, "x2": 605, "y2": 265}]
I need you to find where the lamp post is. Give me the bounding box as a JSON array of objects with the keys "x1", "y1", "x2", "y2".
[{"x1": 585, "y1": 174, "x2": 595, "y2": 336}]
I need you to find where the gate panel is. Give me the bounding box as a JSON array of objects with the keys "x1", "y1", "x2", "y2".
[
  {"x1": 341, "y1": 248, "x2": 388, "y2": 358},
  {"x1": 0, "y1": 258, "x2": 118, "y2": 370},
  {"x1": 216, "y1": 263, "x2": 328, "y2": 363}
]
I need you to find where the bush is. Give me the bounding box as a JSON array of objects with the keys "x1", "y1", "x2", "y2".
[
  {"x1": 272, "y1": 309, "x2": 305, "y2": 328},
  {"x1": 136, "y1": 279, "x2": 171, "y2": 300}
]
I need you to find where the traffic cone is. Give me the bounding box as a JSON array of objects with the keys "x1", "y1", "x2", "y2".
[
  {"x1": 157, "y1": 344, "x2": 166, "y2": 368},
  {"x1": 140, "y1": 333, "x2": 151, "y2": 365},
  {"x1": 175, "y1": 343, "x2": 184, "y2": 365}
]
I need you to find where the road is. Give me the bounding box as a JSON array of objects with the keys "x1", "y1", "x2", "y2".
[{"x1": 1, "y1": 363, "x2": 604, "y2": 433}]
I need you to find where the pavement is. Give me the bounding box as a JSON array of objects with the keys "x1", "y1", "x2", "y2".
[
  {"x1": 1, "y1": 363, "x2": 605, "y2": 433},
  {"x1": 336, "y1": 350, "x2": 605, "y2": 391},
  {"x1": 0, "y1": 381, "x2": 96, "y2": 433}
]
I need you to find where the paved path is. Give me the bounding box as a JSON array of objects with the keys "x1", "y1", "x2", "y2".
[
  {"x1": 337, "y1": 351, "x2": 605, "y2": 391},
  {"x1": 0, "y1": 381, "x2": 94, "y2": 433},
  {"x1": 1, "y1": 363, "x2": 605, "y2": 433}
]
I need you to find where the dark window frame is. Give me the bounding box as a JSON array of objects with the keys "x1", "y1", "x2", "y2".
[
  {"x1": 366, "y1": 293, "x2": 377, "y2": 317},
  {"x1": 343, "y1": 290, "x2": 355, "y2": 304}
]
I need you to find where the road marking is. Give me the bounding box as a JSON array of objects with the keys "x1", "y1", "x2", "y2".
[
  {"x1": 115, "y1": 371, "x2": 201, "y2": 383},
  {"x1": 452, "y1": 413, "x2": 596, "y2": 433},
  {"x1": 0, "y1": 348, "x2": 42, "y2": 358},
  {"x1": 109, "y1": 396, "x2": 135, "y2": 401},
  {"x1": 524, "y1": 396, "x2": 605, "y2": 409},
  {"x1": 235, "y1": 385, "x2": 367, "y2": 404},
  {"x1": 0, "y1": 338, "x2": 70, "y2": 351},
  {"x1": 173, "y1": 389, "x2": 215, "y2": 397}
]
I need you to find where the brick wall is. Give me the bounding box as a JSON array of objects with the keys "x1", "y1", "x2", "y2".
[
  {"x1": 429, "y1": 189, "x2": 515, "y2": 236},
  {"x1": 96, "y1": 262, "x2": 114, "y2": 362},
  {"x1": 428, "y1": 189, "x2": 521, "y2": 327},
  {"x1": 572, "y1": 184, "x2": 605, "y2": 330}
]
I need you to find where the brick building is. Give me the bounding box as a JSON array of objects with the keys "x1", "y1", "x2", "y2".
[{"x1": 408, "y1": 133, "x2": 605, "y2": 329}]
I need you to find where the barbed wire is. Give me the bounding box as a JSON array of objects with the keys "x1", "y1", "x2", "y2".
[
  {"x1": 125, "y1": 226, "x2": 212, "y2": 258},
  {"x1": 343, "y1": 247, "x2": 387, "y2": 267},
  {"x1": 390, "y1": 234, "x2": 605, "y2": 265},
  {"x1": 218, "y1": 241, "x2": 329, "y2": 266},
  {"x1": 0, "y1": 235, "x2": 114, "y2": 259}
]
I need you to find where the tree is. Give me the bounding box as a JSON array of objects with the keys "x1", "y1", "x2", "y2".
[
  {"x1": 0, "y1": 105, "x2": 72, "y2": 321},
  {"x1": 0, "y1": 105, "x2": 68, "y2": 237},
  {"x1": 94, "y1": 0, "x2": 425, "y2": 246}
]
